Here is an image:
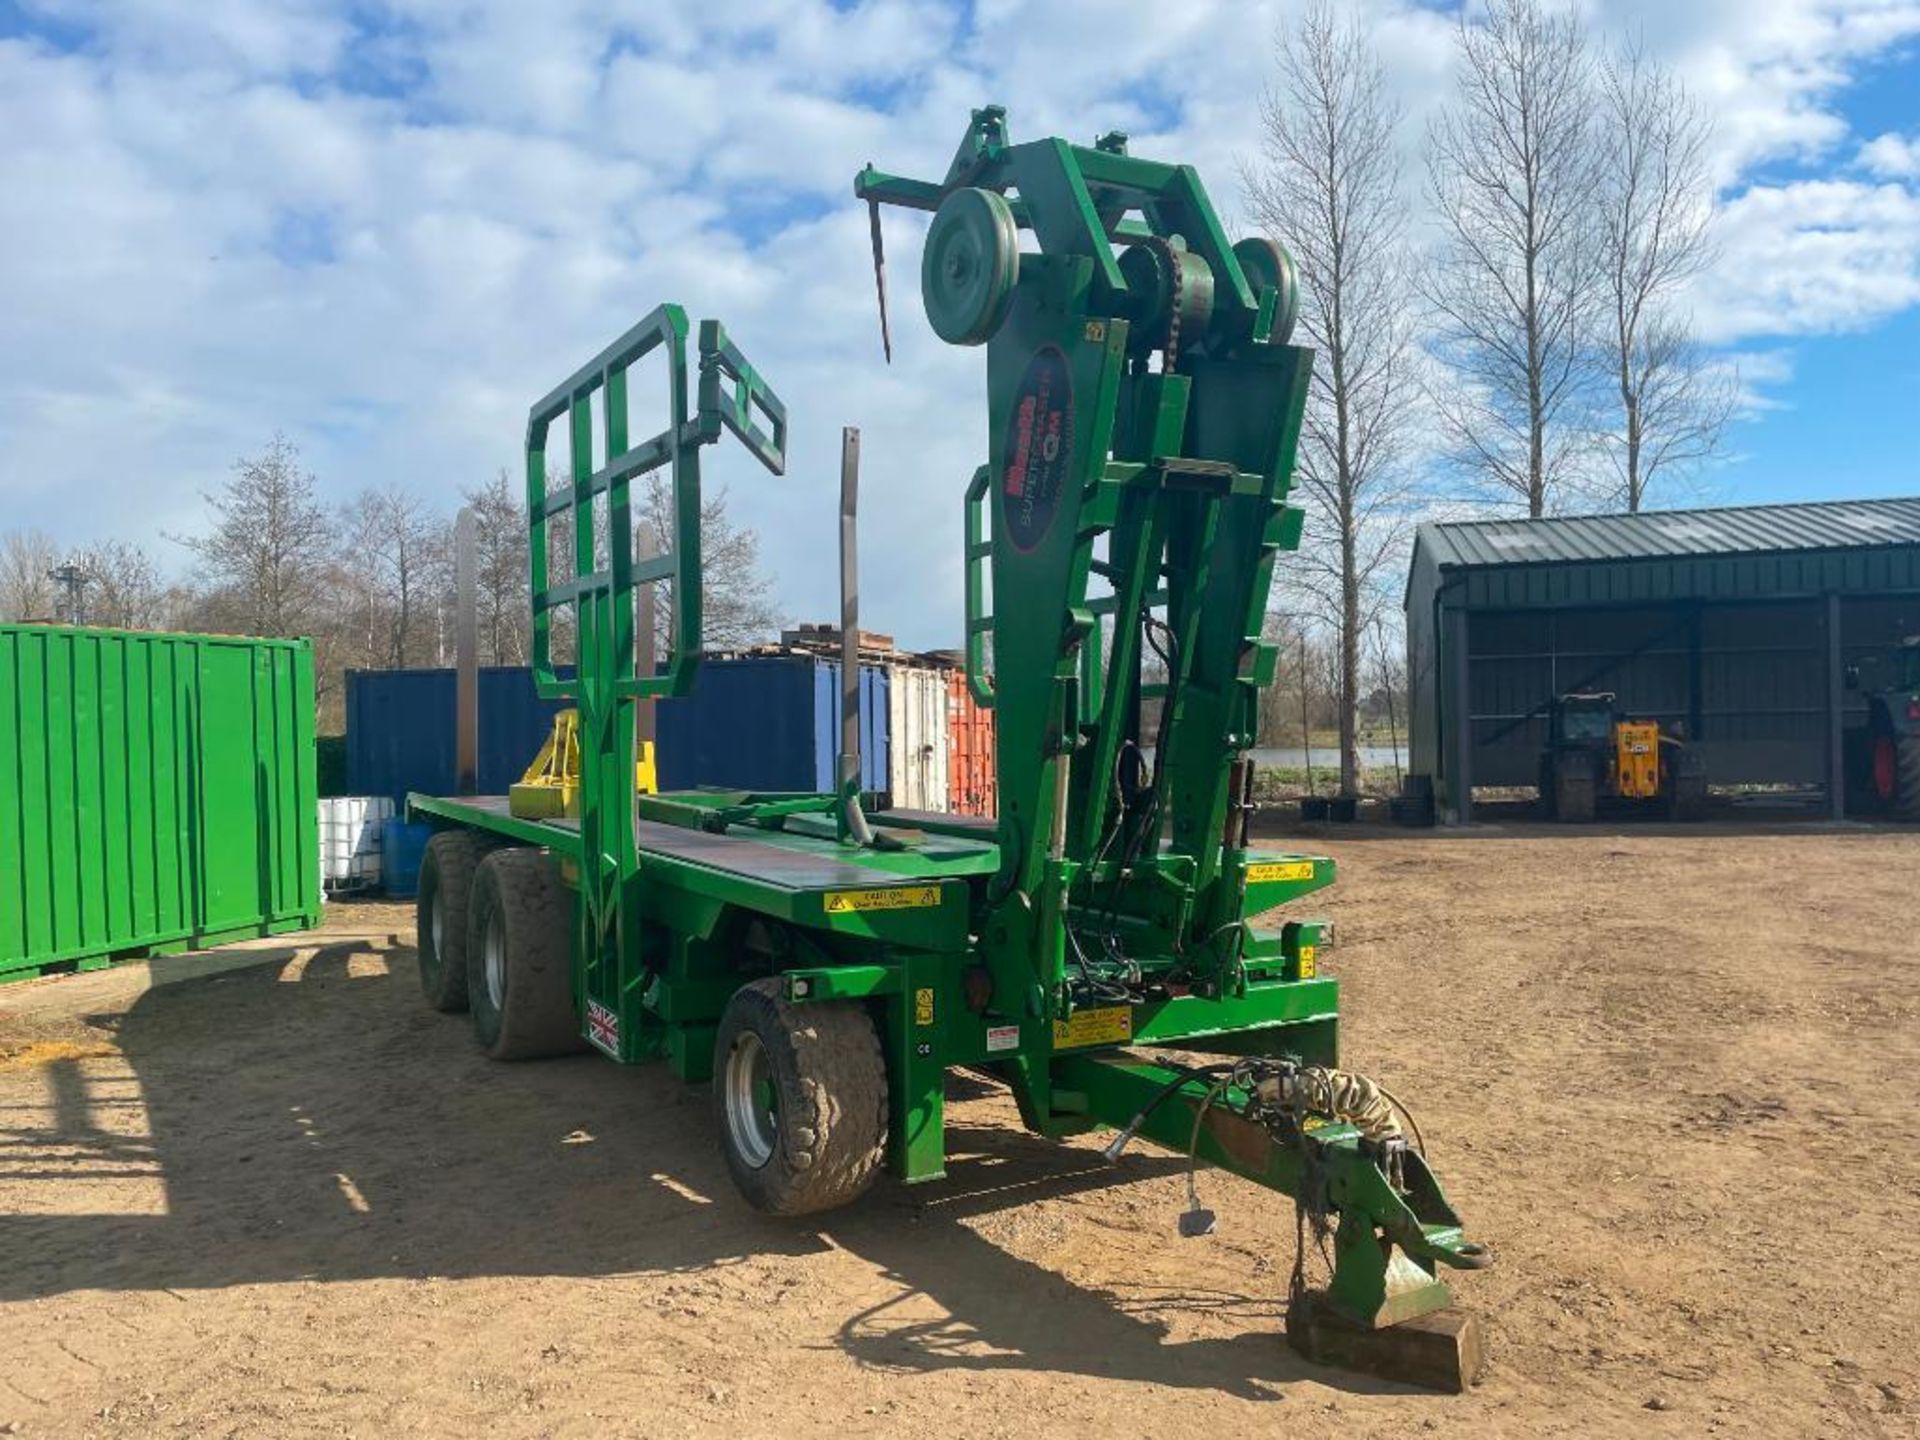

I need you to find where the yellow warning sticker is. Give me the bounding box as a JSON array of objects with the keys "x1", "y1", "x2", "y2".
[
  {"x1": 914, "y1": 987, "x2": 935, "y2": 1027},
  {"x1": 1052, "y1": 1005, "x2": 1133, "y2": 1050},
  {"x1": 1084, "y1": 319, "x2": 1108, "y2": 343},
  {"x1": 1297, "y1": 945, "x2": 1317, "y2": 979},
  {"x1": 1246, "y1": 860, "x2": 1316, "y2": 884},
  {"x1": 823, "y1": 885, "x2": 941, "y2": 914}
]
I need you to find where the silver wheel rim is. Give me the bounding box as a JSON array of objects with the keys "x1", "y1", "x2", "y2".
[
  {"x1": 484, "y1": 909, "x2": 506, "y2": 1011},
  {"x1": 723, "y1": 1031, "x2": 778, "y2": 1170},
  {"x1": 431, "y1": 890, "x2": 446, "y2": 962}
]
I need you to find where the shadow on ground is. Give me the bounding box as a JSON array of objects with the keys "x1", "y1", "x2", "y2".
[{"x1": 0, "y1": 936, "x2": 1388, "y2": 1399}]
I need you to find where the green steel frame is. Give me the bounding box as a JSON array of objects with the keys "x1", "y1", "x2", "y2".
[
  {"x1": 522, "y1": 304, "x2": 788, "y2": 1060},
  {"x1": 413, "y1": 107, "x2": 1483, "y2": 1341}
]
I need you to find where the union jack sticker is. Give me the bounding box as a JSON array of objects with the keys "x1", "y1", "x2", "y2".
[{"x1": 587, "y1": 999, "x2": 620, "y2": 1057}]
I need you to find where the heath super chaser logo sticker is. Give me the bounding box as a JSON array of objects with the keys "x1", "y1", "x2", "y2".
[{"x1": 1000, "y1": 345, "x2": 1075, "y2": 552}]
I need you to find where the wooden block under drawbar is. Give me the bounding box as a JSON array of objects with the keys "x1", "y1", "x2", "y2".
[{"x1": 1286, "y1": 1292, "x2": 1486, "y2": 1394}]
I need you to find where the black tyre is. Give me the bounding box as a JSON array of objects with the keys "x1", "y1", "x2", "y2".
[
  {"x1": 1863, "y1": 725, "x2": 1906, "y2": 817},
  {"x1": 1667, "y1": 749, "x2": 1708, "y2": 822},
  {"x1": 1896, "y1": 733, "x2": 1920, "y2": 821},
  {"x1": 416, "y1": 830, "x2": 499, "y2": 1012},
  {"x1": 712, "y1": 978, "x2": 888, "y2": 1216},
  {"x1": 1554, "y1": 752, "x2": 1597, "y2": 824},
  {"x1": 466, "y1": 848, "x2": 587, "y2": 1061}
]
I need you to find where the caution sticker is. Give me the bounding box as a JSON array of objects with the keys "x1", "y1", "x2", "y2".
[
  {"x1": 985, "y1": 1024, "x2": 1021, "y2": 1054},
  {"x1": 1052, "y1": 1005, "x2": 1133, "y2": 1050},
  {"x1": 823, "y1": 885, "x2": 941, "y2": 914},
  {"x1": 1246, "y1": 860, "x2": 1316, "y2": 884},
  {"x1": 1297, "y1": 944, "x2": 1317, "y2": 979},
  {"x1": 914, "y1": 987, "x2": 936, "y2": 1027}
]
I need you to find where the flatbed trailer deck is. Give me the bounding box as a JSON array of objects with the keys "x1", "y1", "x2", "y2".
[{"x1": 412, "y1": 786, "x2": 1344, "y2": 1165}]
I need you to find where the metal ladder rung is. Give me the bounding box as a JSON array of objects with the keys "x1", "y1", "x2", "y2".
[{"x1": 536, "y1": 573, "x2": 615, "y2": 608}]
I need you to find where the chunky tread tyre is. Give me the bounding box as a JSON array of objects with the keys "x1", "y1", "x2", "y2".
[
  {"x1": 1667, "y1": 749, "x2": 1709, "y2": 822},
  {"x1": 466, "y1": 848, "x2": 587, "y2": 1061},
  {"x1": 416, "y1": 830, "x2": 499, "y2": 1012},
  {"x1": 1896, "y1": 734, "x2": 1920, "y2": 821},
  {"x1": 713, "y1": 978, "x2": 888, "y2": 1217}
]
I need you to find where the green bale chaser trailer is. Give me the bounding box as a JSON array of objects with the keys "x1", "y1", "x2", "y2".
[{"x1": 410, "y1": 108, "x2": 1488, "y2": 1390}]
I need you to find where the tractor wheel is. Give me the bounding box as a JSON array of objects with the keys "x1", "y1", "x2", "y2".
[
  {"x1": 1895, "y1": 734, "x2": 1920, "y2": 821},
  {"x1": 415, "y1": 830, "x2": 500, "y2": 1012},
  {"x1": 465, "y1": 848, "x2": 587, "y2": 1061},
  {"x1": 1553, "y1": 753, "x2": 1597, "y2": 824},
  {"x1": 712, "y1": 978, "x2": 888, "y2": 1216},
  {"x1": 1667, "y1": 750, "x2": 1709, "y2": 822}
]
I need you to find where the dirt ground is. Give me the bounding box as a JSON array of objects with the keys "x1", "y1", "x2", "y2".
[{"x1": 2, "y1": 822, "x2": 1916, "y2": 1439}]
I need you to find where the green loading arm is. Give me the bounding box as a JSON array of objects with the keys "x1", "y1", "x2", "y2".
[{"x1": 860, "y1": 109, "x2": 1488, "y2": 1368}]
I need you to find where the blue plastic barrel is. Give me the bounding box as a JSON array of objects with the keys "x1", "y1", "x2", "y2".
[{"x1": 381, "y1": 818, "x2": 433, "y2": 899}]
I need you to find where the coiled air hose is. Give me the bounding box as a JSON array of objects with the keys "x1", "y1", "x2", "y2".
[{"x1": 1258, "y1": 1065, "x2": 1404, "y2": 1144}]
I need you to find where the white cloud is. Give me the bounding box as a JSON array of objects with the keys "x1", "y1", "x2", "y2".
[
  {"x1": 0, "y1": 0, "x2": 1917, "y2": 645},
  {"x1": 1600, "y1": 0, "x2": 1920, "y2": 181},
  {"x1": 25, "y1": 0, "x2": 353, "y2": 75},
  {"x1": 1696, "y1": 180, "x2": 1920, "y2": 342},
  {"x1": 1724, "y1": 347, "x2": 1799, "y2": 414},
  {"x1": 1860, "y1": 130, "x2": 1920, "y2": 176}
]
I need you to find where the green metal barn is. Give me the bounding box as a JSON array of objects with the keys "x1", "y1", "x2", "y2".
[{"x1": 1404, "y1": 498, "x2": 1920, "y2": 823}]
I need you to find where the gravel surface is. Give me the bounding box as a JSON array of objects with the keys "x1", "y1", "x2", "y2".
[{"x1": 1, "y1": 825, "x2": 1915, "y2": 1438}]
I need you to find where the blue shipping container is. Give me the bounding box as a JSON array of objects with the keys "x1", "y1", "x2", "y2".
[
  {"x1": 345, "y1": 666, "x2": 570, "y2": 809},
  {"x1": 345, "y1": 655, "x2": 889, "y2": 809},
  {"x1": 655, "y1": 654, "x2": 889, "y2": 793}
]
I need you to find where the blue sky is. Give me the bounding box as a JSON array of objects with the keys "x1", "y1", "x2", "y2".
[{"x1": 0, "y1": 0, "x2": 1917, "y2": 646}]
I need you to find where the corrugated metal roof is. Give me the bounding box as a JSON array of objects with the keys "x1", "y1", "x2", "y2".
[{"x1": 1417, "y1": 497, "x2": 1920, "y2": 570}]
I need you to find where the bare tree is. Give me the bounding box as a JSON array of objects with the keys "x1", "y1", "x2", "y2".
[
  {"x1": 76, "y1": 539, "x2": 169, "y2": 630},
  {"x1": 1425, "y1": 0, "x2": 1602, "y2": 517},
  {"x1": 0, "y1": 529, "x2": 59, "y2": 622},
  {"x1": 338, "y1": 485, "x2": 446, "y2": 668},
  {"x1": 1596, "y1": 38, "x2": 1733, "y2": 511},
  {"x1": 463, "y1": 468, "x2": 530, "y2": 665},
  {"x1": 1246, "y1": 2, "x2": 1420, "y2": 799},
  {"x1": 635, "y1": 472, "x2": 779, "y2": 654},
  {"x1": 176, "y1": 435, "x2": 334, "y2": 638}
]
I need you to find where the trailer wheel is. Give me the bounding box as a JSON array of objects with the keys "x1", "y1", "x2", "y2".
[
  {"x1": 712, "y1": 978, "x2": 888, "y2": 1216},
  {"x1": 465, "y1": 848, "x2": 587, "y2": 1060},
  {"x1": 416, "y1": 830, "x2": 499, "y2": 1012}
]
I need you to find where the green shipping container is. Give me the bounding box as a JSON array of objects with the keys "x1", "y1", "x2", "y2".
[{"x1": 0, "y1": 624, "x2": 321, "y2": 983}]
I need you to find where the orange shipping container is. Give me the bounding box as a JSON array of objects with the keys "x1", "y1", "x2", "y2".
[{"x1": 945, "y1": 668, "x2": 997, "y2": 818}]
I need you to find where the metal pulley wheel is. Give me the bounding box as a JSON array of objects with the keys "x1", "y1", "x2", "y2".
[
  {"x1": 922, "y1": 187, "x2": 1019, "y2": 346},
  {"x1": 1232, "y1": 236, "x2": 1300, "y2": 345},
  {"x1": 1117, "y1": 237, "x2": 1214, "y2": 363}
]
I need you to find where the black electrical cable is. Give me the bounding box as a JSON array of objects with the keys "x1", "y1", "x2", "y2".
[
  {"x1": 1065, "y1": 921, "x2": 1135, "y2": 1004},
  {"x1": 1100, "y1": 1058, "x2": 1239, "y2": 1163}
]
